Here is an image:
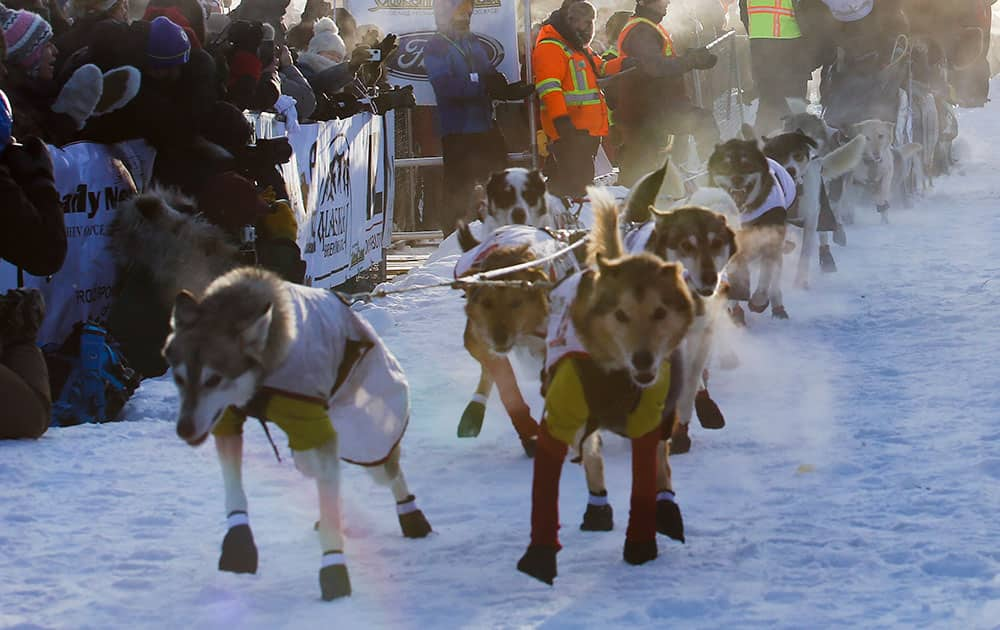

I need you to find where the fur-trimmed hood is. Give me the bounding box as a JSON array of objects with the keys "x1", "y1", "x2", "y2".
[
  {"x1": 110, "y1": 185, "x2": 239, "y2": 302},
  {"x1": 296, "y1": 51, "x2": 337, "y2": 76}
]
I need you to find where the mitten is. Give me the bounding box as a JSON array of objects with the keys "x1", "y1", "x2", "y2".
[
  {"x1": 3, "y1": 136, "x2": 55, "y2": 184},
  {"x1": 685, "y1": 47, "x2": 717, "y2": 71},
  {"x1": 93, "y1": 66, "x2": 141, "y2": 117},
  {"x1": 274, "y1": 93, "x2": 299, "y2": 133},
  {"x1": 51, "y1": 64, "x2": 103, "y2": 130}
]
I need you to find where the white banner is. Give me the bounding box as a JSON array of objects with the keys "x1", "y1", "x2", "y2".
[
  {"x1": 0, "y1": 140, "x2": 155, "y2": 347},
  {"x1": 343, "y1": 0, "x2": 521, "y2": 105},
  {"x1": 254, "y1": 111, "x2": 395, "y2": 288}
]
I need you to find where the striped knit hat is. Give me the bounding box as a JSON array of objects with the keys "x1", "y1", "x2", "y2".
[{"x1": 0, "y1": 6, "x2": 54, "y2": 72}]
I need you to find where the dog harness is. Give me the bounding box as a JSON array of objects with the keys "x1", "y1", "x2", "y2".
[
  {"x1": 213, "y1": 284, "x2": 409, "y2": 465},
  {"x1": 740, "y1": 158, "x2": 797, "y2": 225},
  {"x1": 454, "y1": 224, "x2": 580, "y2": 281},
  {"x1": 542, "y1": 270, "x2": 676, "y2": 446}
]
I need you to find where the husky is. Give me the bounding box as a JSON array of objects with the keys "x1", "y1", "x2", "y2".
[
  {"x1": 763, "y1": 130, "x2": 866, "y2": 282},
  {"x1": 162, "y1": 267, "x2": 432, "y2": 602},
  {"x1": 481, "y1": 168, "x2": 575, "y2": 234},
  {"x1": 707, "y1": 139, "x2": 796, "y2": 320},
  {"x1": 847, "y1": 119, "x2": 922, "y2": 224},
  {"x1": 452, "y1": 224, "x2": 581, "y2": 456},
  {"x1": 516, "y1": 188, "x2": 695, "y2": 585},
  {"x1": 624, "y1": 165, "x2": 738, "y2": 454}
]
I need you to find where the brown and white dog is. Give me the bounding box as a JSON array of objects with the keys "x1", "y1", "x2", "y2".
[
  {"x1": 707, "y1": 139, "x2": 796, "y2": 320},
  {"x1": 516, "y1": 187, "x2": 695, "y2": 585},
  {"x1": 624, "y1": 166, "x2": 738, "y2": 455},
  {"x1": 453, "y1": 224, "x2": 581, "y2": 456}
]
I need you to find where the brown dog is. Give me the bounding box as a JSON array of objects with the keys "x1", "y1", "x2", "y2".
[
  {"x1": 454, "y1": 224, "x2": 580, "y2": 456},
  {"x1": 517, "y1": 188, "x2": 695, "y2": 585}
]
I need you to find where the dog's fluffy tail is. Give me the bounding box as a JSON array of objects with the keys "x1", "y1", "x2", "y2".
[
  {"x1": 586, "y1": 186, "x2": 622, "y2": 265},
  {"x1": 456, "y1": 221, "x2": 480, "y2": 252},
  {"x1": 822, "y1": 134, "x2": 867, "y2": 180}
]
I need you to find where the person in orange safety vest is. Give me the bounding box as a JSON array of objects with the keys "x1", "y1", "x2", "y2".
[{"x1": 533, "y1": 0, "x2": 608, "y2": 197}]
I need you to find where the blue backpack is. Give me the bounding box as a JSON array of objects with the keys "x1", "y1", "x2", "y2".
[{"x1": 45, "y1": 322, "x2": 141, "y2": 426}]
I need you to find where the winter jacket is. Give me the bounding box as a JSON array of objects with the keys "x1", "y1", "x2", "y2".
[
  {"x1": 0, "y1": 137, "x2": 66, "y2": 277},
  {"x1": 2, "y1": 75, "x2": 80, "y2": 146},
  {"x1": 533, "y1": 23, "x2": 608, "y2": 140},
  {"x1": 279, "y1": 64, "x2": 317, "y2": 120},
  {"x1": 424, "y1": 31, "x2": 497, "y2": 137},
  {"x1": 612, "y1": 6, "x2": 692, "y2": 126}
]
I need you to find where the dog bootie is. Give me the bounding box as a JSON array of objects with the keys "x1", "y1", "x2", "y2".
[
  {"x1": 580, "y1": 492, "x2": 613, "y2": 531},
  {"x1": 877, "y1": 202, "x2": 889, "y2": 224},
  {"x1": 833, "y1": 224, "x2": 847, "y2": 247},
  {"x1": 517, "y1": 545, "x2": 559, "y2": 585},
  {"x1": 520, "y1": 435, "x2": 538, "y2": 458},
  {"x1": 728, "y1": 304, "x2": 746, "y2": 328},
  {"x1": 623, "y1": 539, "x2": 658, "y2": 565},
  {"x1": 655, "y1": 490, "x2": 685, "y2": 542},
  {"x1": 772, "y1": 305, "x2": 789, "y2": 320},
  {"x1": 319, "y1": 553, "x2": 352, "y2": 601},
  {"x1": 670, "y1": 422, "x2": 691, "y2": 455},
  {"x1": 695, "y1": 389, "x2": 725, "y2": 429},
  {"x1": 819, "y1": 245, "x2": 837, "y2": 273},
  {"x1": 218, "y1": 513, "x2": 258, "y2": 574},
  {"x1": 396, "y1": 495, "x2": 432, "y2": 538},
  {"x1": 457, "y1": 399, "x2": 486, "y2": 438},
  {"x1": 748, "y1": 296, "x2": 769, "y2": 314}
]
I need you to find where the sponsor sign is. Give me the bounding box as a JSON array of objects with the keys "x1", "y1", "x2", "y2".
[{"x1": 343, "y1": 0, "x2": 520, "y2": 105}]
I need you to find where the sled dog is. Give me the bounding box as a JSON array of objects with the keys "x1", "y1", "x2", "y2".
[
  {"x1": 481, "y1": 168, "x2": 574, "y2": 234},
  {"x1": 707, "y1": 139, "x2": 796, "y2": 320},
  {"x1": 763, "y1": 130, "x2": 866, "y2": 282},
  {"x1": 453, "y1": 224, "x2": 581, "y2": 455},
  {"x1": 624, "y1": 166, "x2": 738, "y2": 455},
  {"x1": 847, "y1": 119, "x2": 922, "y2": 224},
  {"x1": 516, "y1": 188, "x2": 694, "y2": 585},
  {"x1": 163, "y1": 267, "x2": 431, "y2": 601}
]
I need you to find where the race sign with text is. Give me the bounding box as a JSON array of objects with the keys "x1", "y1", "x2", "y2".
[{"x1": 342, "y1": 0, "x2": 520, "y2": 105}]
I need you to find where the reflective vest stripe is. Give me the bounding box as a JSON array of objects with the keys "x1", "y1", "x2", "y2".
[
  {"x1": 747, "y1": 0, "x2": 800, "y2": 39},
  {"x1": 537, "y1": 38, "x2": 597, "y2": 96},
  {"x1": 617, "y1": 16, "x2": 675, "y2": 58},
  {"x1": 536, "y1": 78, "x2": 563, "y2": 97}
]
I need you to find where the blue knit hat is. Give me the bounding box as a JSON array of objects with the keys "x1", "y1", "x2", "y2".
[
  {"x1": 0, "y1": 90, "x2": 12, "y2": 154},
  {"x1": 147, "y1": 16, "x2": 191, "y2": 69}
]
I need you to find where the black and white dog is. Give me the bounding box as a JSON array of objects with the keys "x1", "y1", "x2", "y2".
[{"x1": 481, "y1": 168, "x2": 576, "y2": 234}]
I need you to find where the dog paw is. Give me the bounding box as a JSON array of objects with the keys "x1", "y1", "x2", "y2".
[
  {"x1": 771, "y1": 305, "x2": 789, "y2": 320},
  {"x1": 399, "y1": 509, "x2": 433, "y2": 539},
  {"x1": 728, "y1": 304, "x2": 746, "y2": 328},
  {"x1": 457, "y1": 401, "x2": 486, "y2": 438},
  {"x1": 669, "y1": 423, "x2": 691, "y2": 455},
  {"x1": 623, "y1": 539, "x2": 658, "y2": 565},
  {"x1": 218, "y1": 524, "x2": 258, "y2": 574},
  {"x1": 580, "y1": 503, "x2": 613, "y2": 531},
  {"x1": 319, "y1": 564, "x2": 352, "y2": 601},
  {"x1": 656, "y1": 497, "x2": 685, "y2": 542},
  {"x1": 748, "y1": 296, "x2": 769, "y2": 313},
  {"x1": 819, "y1": 246, "x2": 837, "y2": 273},
  {"x1": 517, "y1": 545, "x2": 558, "y2": 585},
  {"x1": 520, "y1": 435, "x2": 537, "y2": 458},
  {"x1": 695, "y1": 390, "x2": 725, "y2": 429}
]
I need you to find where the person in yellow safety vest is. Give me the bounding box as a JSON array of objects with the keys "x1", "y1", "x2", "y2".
[
  {"x1": 609, "y1": 0, "x2": 719, "y2": 187},
  {"x1": 533, "y1": 0, "x2": 608, "y2": 197},
  {"x1": 739, "y1": 0, "x2": 811, "y2": 134}
]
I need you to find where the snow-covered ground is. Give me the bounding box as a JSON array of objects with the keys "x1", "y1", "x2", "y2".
[{"x1": 7, "y1": 98, "x2": 1000, "y2": 628}]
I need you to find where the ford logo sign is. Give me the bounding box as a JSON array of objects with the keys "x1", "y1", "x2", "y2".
[{"x1": 387, "y1": 31, "x2": 506, "y2": 81}]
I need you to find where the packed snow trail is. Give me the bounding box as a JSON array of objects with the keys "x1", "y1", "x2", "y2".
[{"x1": 5, "y1": 101, "x2": 1000, "y2": 628}]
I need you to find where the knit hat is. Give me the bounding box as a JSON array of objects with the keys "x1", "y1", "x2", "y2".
[
  {"x1": 307, "y1": 17, "x2": 346, "y2": 60},
  {"x1": 0, "y1": 90, "x2": 12, "y2": 154},
  {"x1": 147, "y1": 16, "x2": 191, "y2": 68},
  {"x1": 820, "y1": 0, "x2": 873, "y2": 22},
  {"x1": 0, "y1": 6, "x2": 53, "y2": 72}
]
